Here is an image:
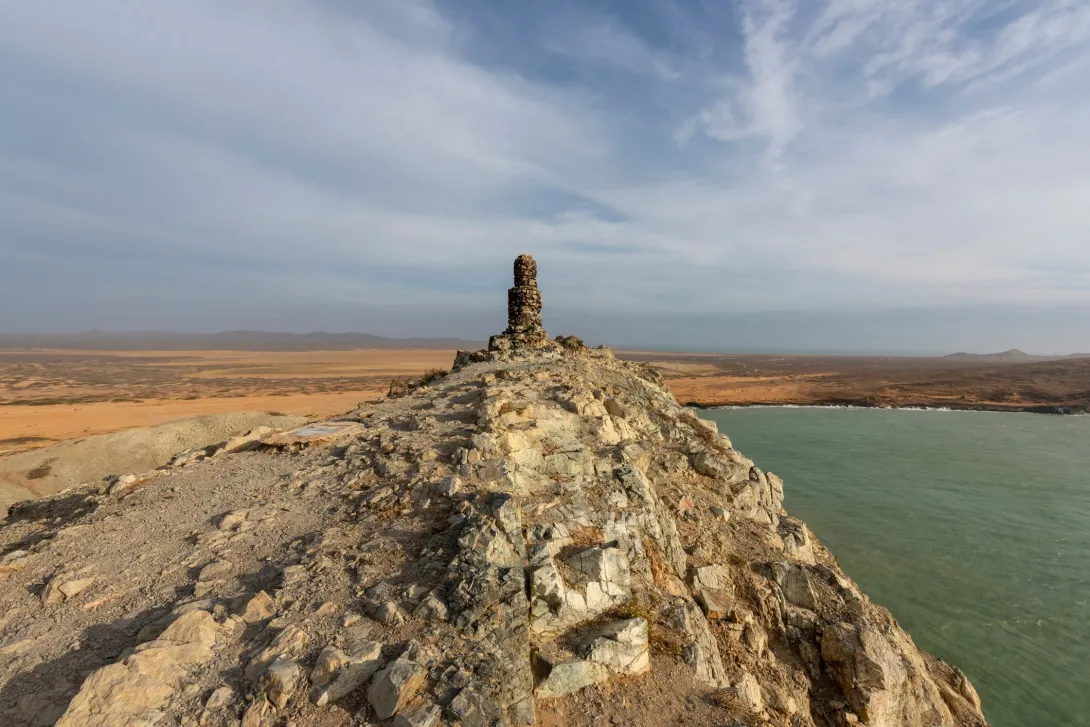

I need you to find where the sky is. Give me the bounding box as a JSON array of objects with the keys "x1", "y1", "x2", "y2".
[{"x1": 2, "y1": 0, "x2": 1090, "y2": 353}]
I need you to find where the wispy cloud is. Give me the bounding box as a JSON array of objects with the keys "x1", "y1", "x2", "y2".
[{"x1": 0, "y1": 0, "x2": 1088, "y2": 349}]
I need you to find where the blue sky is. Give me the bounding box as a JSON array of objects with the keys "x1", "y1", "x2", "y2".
[{"x1": 2, "y1": 0, "x2": 1089, "y2": 352}]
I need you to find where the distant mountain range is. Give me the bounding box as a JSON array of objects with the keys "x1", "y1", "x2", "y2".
[
  {"x1": 0, "y1": 330, "x2": 485, "y2": 351},
  {"x1": 944, "y1": 349, "x2": 1090, "y2": 362}
]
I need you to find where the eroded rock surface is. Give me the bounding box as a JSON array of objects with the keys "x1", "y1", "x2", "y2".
[{"x1": 0, "y1": 257, "x2": 988, "y2": 726}]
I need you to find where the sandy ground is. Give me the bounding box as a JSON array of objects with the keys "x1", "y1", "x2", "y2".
[
  {"x1": 665, "y1": 375, "x2": 822, "y2": 404},
  {"x1": 0, "y1": 348, "x2": 456, "y2": 452},
  {"x1": 0, "y1": 392, "x2": 378, "y2": 453},
  {"x1": 0, "y1": 348, "x2": 459, "y2": 507}
]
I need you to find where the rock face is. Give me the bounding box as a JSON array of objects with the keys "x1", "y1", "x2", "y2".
[{"x1": 0, "y1": 256, "x2": 988, "y2": 726}]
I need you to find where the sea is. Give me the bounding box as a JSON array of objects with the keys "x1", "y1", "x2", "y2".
[{"x1": 696, "y1": 407, "x2": 1090, "y2": 727}]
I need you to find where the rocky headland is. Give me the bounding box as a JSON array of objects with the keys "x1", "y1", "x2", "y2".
[{"x1": 0, "y1": 256, "x2": 988, "y2": 726}]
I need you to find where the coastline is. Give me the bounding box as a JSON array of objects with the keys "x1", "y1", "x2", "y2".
[{"x1": 684, "y1": 399, "x2": 1088, "y2": 415}]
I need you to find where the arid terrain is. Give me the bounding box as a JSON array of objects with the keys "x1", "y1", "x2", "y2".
[
  {"x1": 0, "y1": 348, "x2": 458, "y2": 454},
  {"x1": 617, "y1": 351, "x2": 1090, "y2": 413},
  {"x1": 2, "y1": 342, "x2": 1086, "y2": 513},
  {"x1": 0, "y1": 335, "x2": 988, "y2": 727},
  {"x1": 4, "y1": 345, "x2": 1088, "y2": 455}
]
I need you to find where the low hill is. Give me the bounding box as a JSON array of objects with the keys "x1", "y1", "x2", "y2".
[
  {"x1": 0, "y1": 412, "x2": 308, "y2": 513},
  {"x1": 944, "y1": 348, "x2": 1035, "y2": 361},
  {"x1": 0, "y1": 330, "x2": 484, "y2": 351}
]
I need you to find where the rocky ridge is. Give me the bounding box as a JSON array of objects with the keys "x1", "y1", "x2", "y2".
[{"x1": 0, "y1": 256, "x2": 988, "y2": 726}]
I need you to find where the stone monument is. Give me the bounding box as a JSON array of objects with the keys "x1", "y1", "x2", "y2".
[{"x1": 488, "y1": 254, "x2": 553, "y2": 352}]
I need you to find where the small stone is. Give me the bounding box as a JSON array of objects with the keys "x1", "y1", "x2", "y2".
[
  {"x1": 261, "y1": 656, "x2": 302, "y2": 709},
  {"x1": 159, "y1": 610, "x2": 219, "y2": 646},
  {"x1": 367, "y1": 657, "x2": 425, "y2": 720},
  {"x1": 281, "y1": 565, "x2": 307, "y2": 584},
  {"x1": 711, "y1": 506, "x2": 730, "y2": 522},
  {"x1": 534, "y1": 657, "x2": 608, "y2": 698},
  {"x1": 310, "y1": 647, "x2": 350, "y2": 689},
  {"x1": 697, "y1": 589, "x2": 730, "y2": 620},
  {"x1": 413, "y1": 591, "x2": 448, "y2": 622},
  {"x1": 218, "y1": 511, "x2": 247, "y2": 531},
  {"x1": 437, "y1": 475, "x2": 461, "y2": 497},
  {"x1": 310, "y1": 641, "x2": 383, "y2": 706},
  {"x1": 404, "y1": 584, "x2": 430, "y2": 600},
  {"x1": 107, "y1": 474, "x2": 140, "y2": 495},
  {"x1": 581, "y1": 618, "x2": 650, "y2": 675},
  {"x1": 246, "y1": 625, "x2": 309, "y2": 680},
  {"x1": 59, "y1": 577, "x2": 95, "y2": 600},
  {"x1": 205, "y1": 686, "x2": 234, "y2": 710},
  {"x1": 692, "y1": 565, "x2": 720, "y2": 591},
  {"x1": 241, "y1": 698, "x2": 274, "y2": 727},
  {"x1": 240, "y1": 591, "x2": 276, "y2": 623},
  {"x1": 41, "y1": 576, "x2": 67, "y2": 605},
  {"x1": 374, "y1": 601, "x2": 406, "y2": 625}
]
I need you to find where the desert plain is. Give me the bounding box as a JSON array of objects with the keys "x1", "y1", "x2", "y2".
[
  {"x1": 5, "y1": 345, "x2": 1090, "y2": 455},
  {"x1": 1, "y1": 342, "x2": 1087, "y2": 510}
]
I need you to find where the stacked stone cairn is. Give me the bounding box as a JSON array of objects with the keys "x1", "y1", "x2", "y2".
[{"x1": 488, "y1": 254, "x2": 556, "y2": 354}]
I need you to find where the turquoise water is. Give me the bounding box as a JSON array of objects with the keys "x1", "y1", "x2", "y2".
[{"x1": 696, "y1": 407, "x2": 1090, "y2": 727}]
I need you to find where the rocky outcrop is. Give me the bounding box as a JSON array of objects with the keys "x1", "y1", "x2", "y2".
[{"x1": 0, "y1": 256, "x2": 988, "y2": 726}]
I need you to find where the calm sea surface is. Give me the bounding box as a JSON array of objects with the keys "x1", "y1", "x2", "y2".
[{"x1": 696, "y1": 407, "x2": 1090, "y2": 727}]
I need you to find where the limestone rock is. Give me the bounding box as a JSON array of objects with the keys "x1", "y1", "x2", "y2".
[
  {"x1": 56, "y1": 611, "x2": 219, "y2": 726},
  {"x1": 239, "y1": 590, "x2": 276, "y2": 623},
  {"x1": 367, "y1": 656, "x2": 425, "y2": 720},
  {"x1": 580, "y1": 618, "x2": 650, "y2": 675},
  {"x1": 223, "y1": 427, "x2": 273, "y2": 454},
  {"x1": 261, "y1": 655, "x2": 302, "y2": 709},
  {"x1": 246, "y1": 624, "x2": 308, "y2": 680},
  {"x1": 697, "y1": 588, "x2": 731, "y2": 620},
  {"x1": 392, "y1": 703, "x2": 442, "y2": 727},
  {"x1": 534, "y1": 655, "x2": 609, "y2": 698},
  {"x1": 730, "y1": 672, "x2": 764, "y2": 713},
  {"x1": 310, "y1": 641, "x2": 384, "y2": 706}
]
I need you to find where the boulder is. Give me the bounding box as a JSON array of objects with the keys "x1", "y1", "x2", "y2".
[
  {"x1": 534, "y1": 656, "x2": 609, "y2": 698},
  {"x1": 239, "y1": 591, "x2": 276, "y2": 623},
  {"x1": 56, "y1": 611, "x2": 219, "y2": 726},
  {"x1": 261, "y1": 656, "x2": 302, "y2": 709},
  {"x1": 310, "y1": 641, "x2": 384, "y2": 706},
  {"x1": 367, "y1": 656, "x2": 425, "y2": 720},
  {"x1": 580, "y1": 618, "x2": 650, "y2": 675}
]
